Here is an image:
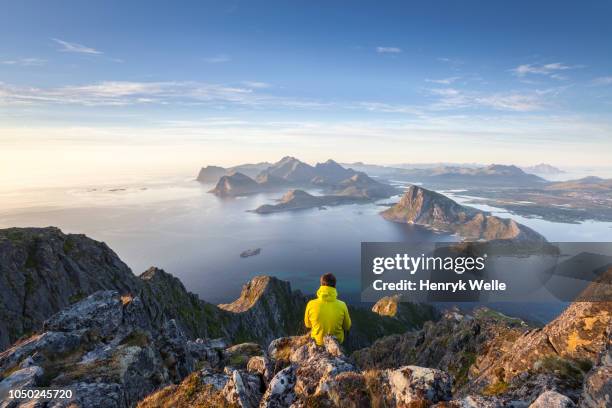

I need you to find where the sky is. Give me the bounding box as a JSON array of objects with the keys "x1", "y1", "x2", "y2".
[{"x1": 1, "y1": 0, "x2": 612, "y2": 188}]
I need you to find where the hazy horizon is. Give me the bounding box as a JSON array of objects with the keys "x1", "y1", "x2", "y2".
[{"x1": 2, "y1": 1, "x2": 612, "y2": 191}]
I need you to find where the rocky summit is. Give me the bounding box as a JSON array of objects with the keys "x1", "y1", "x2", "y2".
[
  {"x1": 0, "y1": 227, "x2": 610, "y2": 407},
  {"x1": 382, "y1": 185, "x2": 547, "y2": 241}
]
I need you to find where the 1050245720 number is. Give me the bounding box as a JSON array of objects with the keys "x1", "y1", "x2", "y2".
[{"x1": 7, "y1": 388, "x2": 73, "y2": 400}]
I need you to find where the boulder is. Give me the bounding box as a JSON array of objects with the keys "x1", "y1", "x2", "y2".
[{"x1": 529, "y1": 390, "x2": 575, "y2": 407}]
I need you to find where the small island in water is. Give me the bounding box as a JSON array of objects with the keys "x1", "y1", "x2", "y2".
[{"x1": 240, "y1": 248, "x2": 262, "y2": 258}]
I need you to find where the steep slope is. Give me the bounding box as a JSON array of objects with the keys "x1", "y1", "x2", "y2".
[
  {"x1": 382, "y1": 185, "x2": 546, "y2": 241},
  {"x1": 218, "y1": 276, "x2": 308, "y2": 346},
  {"x1": 0, "y1": 227, "x2": 142, "y2": 351},
  {"x1": 208, "y1": 172, "x2": 260, "y2": 197}
]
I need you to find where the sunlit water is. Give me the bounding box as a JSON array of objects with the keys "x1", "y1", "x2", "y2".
[{"x1": 1, "y1": 177, "x2": 610, "y2": 322}]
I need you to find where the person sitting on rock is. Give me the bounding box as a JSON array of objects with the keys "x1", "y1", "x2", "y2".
[{"x1": 304, "y1": 273, "x2": 352, "y2": 346}]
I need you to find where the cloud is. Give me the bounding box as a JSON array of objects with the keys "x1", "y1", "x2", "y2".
[
  {"x1": 592, "y1": 76, "x2": 612, "y2": 86},
  {"x1": 1, "y1": 58, "x2": 46, "y2": 66},
  {"x1": 242, "y1": 81, "x2": 271, "y2": 89},
  {"x1": 511, "y1": 62, "x2": 579, "y2": 79},
  {"x1": 0, "y1": 80, "x2": 329, "y2": 109},
  {"x1": 204, "y1": 54, "x2": 231, "y2": 63},
  {"x1": 52, "y1": 38, "x2": 103, "y2": 55},
  {"x1": 376, "y1": 46, "x2": 402, "y2": 54},
  {"x1": 428, "y1": 87, "x2": 547, "y2": 112},
  {"x1": 425, "y1": 77, "x2": 460, "y2": 85}
]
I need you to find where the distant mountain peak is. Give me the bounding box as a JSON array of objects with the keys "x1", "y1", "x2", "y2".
[{"x1": 382, "y1": 185, "x2": 545, "y2": 241}]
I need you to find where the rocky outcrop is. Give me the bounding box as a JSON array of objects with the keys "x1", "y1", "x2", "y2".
[
  {"x1": 580, "y1": 335, "x2": 611, "y2": 407},
  {"x1": 0, "y1": 291, "x2": 228, "y2": 408},
  {"x1": 353, "y1": 306, "x2": 528, "y2": 391},
  {"x1": 141, "y1": 335, "x2": 454, "y2": 408},
  {"x1": 371, "y1": 295, "x2": 441, "y2": 330},
  {"x1": 382, "y1": 185, "x2": 547, "y2": 241},
  {"x1": 0, "y1": 227, "x2": 142, "y2": 351}
]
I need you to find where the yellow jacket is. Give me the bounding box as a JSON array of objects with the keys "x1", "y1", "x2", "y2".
[{"x1": 304, "y1": 286, "x2": 351, "y2": 345}]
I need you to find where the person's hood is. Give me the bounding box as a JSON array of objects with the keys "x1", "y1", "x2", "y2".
[{"x1": 316, "y1": 285, "x2": 337, "y2": 302}]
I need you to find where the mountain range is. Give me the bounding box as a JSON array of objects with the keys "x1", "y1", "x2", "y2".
[{"x1": 207, "y1": 157, "x2": 397, "y2": 200}]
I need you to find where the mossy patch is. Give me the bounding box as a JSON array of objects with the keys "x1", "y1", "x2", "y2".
[{"x1": 482, "y1": 379, "x2": 509, "y2": 396}]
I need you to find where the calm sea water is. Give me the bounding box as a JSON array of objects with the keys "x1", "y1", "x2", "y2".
[{"x1": 1, "y1": 177, "x2": 610, "y2": 322}]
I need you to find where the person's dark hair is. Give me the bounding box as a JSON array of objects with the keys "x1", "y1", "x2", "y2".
[{"x1": 320, "y1": 273, "x2": 336, "y2": 288}]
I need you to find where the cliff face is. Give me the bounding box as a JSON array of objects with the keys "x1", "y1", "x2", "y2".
[
  {"x1": 382, "y1": 185, "x2": 546, "y2": 241},
  {"x1": 0, "y1": 227, "x2": 142, "y2": 351}
]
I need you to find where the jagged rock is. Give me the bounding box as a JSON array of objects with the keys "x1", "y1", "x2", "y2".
[
  {"x1": 529, "y1": 390, "x2": 575, "y2": 407},
  {"x1": 0, "y1": 365, "x2": 43, "y2": 398},
  {"x1": 219, "y1": 276, "x2": 307, "y2": 346},
  {"x1": 580, "y1": 332, "x2": 611, "y2": 408},
  {"x1": 353, "y1": 306, "x2": 525, "y2": 391},
  {"x1": 187, "y1": 338, "x2": 228, "y2": 369},
  {"x1": 381, "y1": 185, "x2": 546, "y2": 241},
  {"x1": 431, "y1": 394, "x2": 509, "y2": 407},
  {"x1": 0, "y1": 291, "x2": 209, "y2": 408},
  {"x1": 365, "y1": 365, "x2": 453, "y2": 406},
  {"x1": 0, "y1": 227, "x2": 141, "y2": 351},
  {"x1": 247, "y1": 355, "x2": 274, "y2": 384},
  {"x1": 260, "y1": 365, "x2": 296, "y2": 407},
  {"x1": 222, "y1": 369, "x2": 263, "y2": 408}
]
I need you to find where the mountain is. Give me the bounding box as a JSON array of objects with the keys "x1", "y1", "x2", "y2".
[
  {"x1": 253, "y1": 190, "x2": 367, "y2": 214},
  {"x1": 391, "y1": 164, "x2": 548, "y2": 187},
  {"x1": 331, "y1": 172, "x2": 398, "y2": 198},
  {"x1": 195, "y1": 165, "x2": 228, "y2": 182},
  {"x1": 546, "y1": 176, "x2": 612, "y2": 191},
  {"x1": 521, "y1": 163, "x2": 565, "y2": 175},
  {"x1": 196, "y1": 162, "x2": 272, "y2": 182},
  {"x1": 256, "y1": 156, "x2": 318, "y2": 183},
  {"x1": 208, "y1": 172, "x2": 260, "y2": 197},
  {"x1": 381, "y1": 185, "x2": 546, "y2": 241},
  {"x1": 311, "y1": 159, "x2": 357, "y2": 184}
]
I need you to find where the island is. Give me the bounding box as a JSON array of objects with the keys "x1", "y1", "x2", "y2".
[{"x1": 381, "y1": 185, "x2": 547, "y2": 242}]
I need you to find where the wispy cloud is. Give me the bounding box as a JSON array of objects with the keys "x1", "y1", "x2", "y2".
[
  {"x1": 376, "y1": 46, "x2": 402, "y2": 54},
  {"x1": 204, "y1": 54, "x2": 231, "y2": 63},
  {"x1": 0, "y1": 80, "x2": 328, "y2": 109},
  {"x1": 242, "y1": 81, "x2": 271, "y2": 89},
  {"x1": 1, "y1": 58, "x2": 46, "y2": 66},
  {"x1": 592, "y1": 76, "x2": 612, "y2": 86},
  {"x1": 52, "y1": 38, "x2": 103, "y2": 55},
  {"x1": 428, "y1": 87, "x2": 548, "y2": 112},
  {"x1": 511, "y1": 62, "x2": 580, "y2": 80},
  {"x1": 425, "y1": 77, "x2": 460, "y2": 85}
]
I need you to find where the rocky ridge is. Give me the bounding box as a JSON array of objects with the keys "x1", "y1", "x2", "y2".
[{"x1": 382, "y1": 185, "x2": 547, "y2": 241}]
